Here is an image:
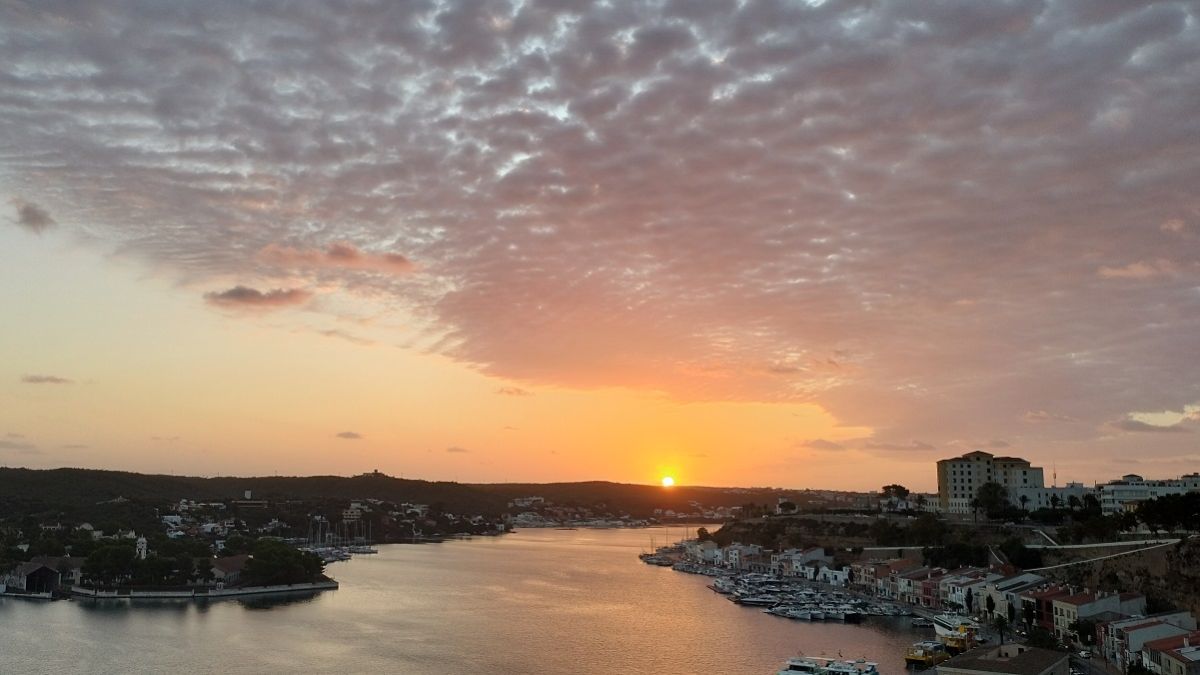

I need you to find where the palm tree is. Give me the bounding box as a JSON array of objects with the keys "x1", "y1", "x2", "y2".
[
  {"x1": 1049, "y1": 494, "x2": 1061, "y2": 511},
  {"x1": 970, "y1": 498, "x2": 982, "y2": 523},
  {"x1": 1019, "y1": 495, "x2": 1029, "y2": 514},
  {"x1": 993, "y1": 615, "x2": 1010, "y2": 645},
  {"x1": 1068, "y1": 495, "x2": 1082, "y2": 512},
  {"x1": 916, "y1": 494, "x2": 928, "y2": 512}
]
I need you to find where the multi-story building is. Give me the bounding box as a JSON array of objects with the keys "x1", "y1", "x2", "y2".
[
  {"x1": 1141, "y1": 632, "x2": 1200, "y2": 675},
  {"x1": 1011, "y1": 482, "x2": 1094, "y2": 512},
  {"x1": 1053, "y1": 591, "x2": 1147, "y2": 642},
  {"x1": 939, "y1": 644, "x2": 1068, "y2": 675},
  {"x1": 1021, "y1": 586, "x2": 1070, "y2": 633},
  {"x1": 1100, "y1": 474, "x2": 1200, "y2": 514},
  {"x1": 937, "y1": 451, "x2": 1046, "y2": 514},
  {"x1": 1097, "y1": 613, "x2": 1197, "y2": 669}
]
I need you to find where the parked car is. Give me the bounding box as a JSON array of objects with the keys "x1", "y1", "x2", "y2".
[{"x1": 1078, "y1": 650, "x2": 1092, "y2": 659}]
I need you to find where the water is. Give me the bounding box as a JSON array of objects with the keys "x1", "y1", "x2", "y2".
[{"x1": 1, "y1": 528, "x2": 923, "y2": 674}]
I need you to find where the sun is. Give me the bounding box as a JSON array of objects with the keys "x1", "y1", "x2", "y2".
[{"x1": 661, "y1": 476, "x2": 675, "y2": 487}]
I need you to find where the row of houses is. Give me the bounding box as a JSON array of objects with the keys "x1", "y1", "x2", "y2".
[
  {"x1": 844, "y1": 556, "x2": 1200, "y2": 671},
  {"x1": 681, "y1": 541, "x2": 851, "y2": 583}
]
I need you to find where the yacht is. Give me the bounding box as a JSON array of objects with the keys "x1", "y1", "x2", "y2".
[{"x1": 777, "y1": 656, "x2": 880, "y2": 675}]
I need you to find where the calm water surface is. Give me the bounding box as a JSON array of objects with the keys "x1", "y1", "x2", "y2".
[{"x1": 2, "y1": 528, "x2": 924, "y2": 674}]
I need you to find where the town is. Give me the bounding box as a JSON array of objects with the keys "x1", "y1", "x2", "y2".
[
  {"x1": 0, "y1": 481, "x2": 508, "y2": 601},
  {"x1": 646, "y1": 451, "x2": 1200, "y2": 675}
]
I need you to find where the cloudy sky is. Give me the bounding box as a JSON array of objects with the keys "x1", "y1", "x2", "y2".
[{"x1": 2, "y1": 0, "x2": 1199, "y2": 489}]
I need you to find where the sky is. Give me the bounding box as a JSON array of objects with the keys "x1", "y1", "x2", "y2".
[{"x1": 2, "y1": 0, "x2": 1199, "y2": 491}]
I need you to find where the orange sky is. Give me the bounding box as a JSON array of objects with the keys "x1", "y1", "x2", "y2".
[{"x1": 3, "y1": 2, "x2": 1199, "y2": 490}]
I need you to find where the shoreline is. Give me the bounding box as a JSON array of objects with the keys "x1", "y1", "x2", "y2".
[{"x1": 65, "y1": 580, "x2": 340, "y2": 601}]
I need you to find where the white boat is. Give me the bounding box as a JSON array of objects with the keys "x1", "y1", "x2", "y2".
[
  {"x1": 777, "y1": 656, "x2": 880, "y2": 675},
  {"x1": 736, "y1": 595, "x2": 781, "y2": 607},
  {"x1": 931, "y1": 613, "x2": 980, "y2": 637}
]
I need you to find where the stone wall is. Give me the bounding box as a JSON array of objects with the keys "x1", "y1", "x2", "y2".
[{"x1": 1041, "y1": 538, "x2": 1200, "y2": 616}]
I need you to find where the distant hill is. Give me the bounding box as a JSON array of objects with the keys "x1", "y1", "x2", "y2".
[{"x1": 0, "y1": 467, "x2": 797, "y2": 518}]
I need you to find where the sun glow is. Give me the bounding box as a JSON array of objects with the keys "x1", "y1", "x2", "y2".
[{"x1": 661, "y1": 476, "x2": 675, "y2": 487}]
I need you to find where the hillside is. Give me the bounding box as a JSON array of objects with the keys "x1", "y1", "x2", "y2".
[{"x1": 0, "y1": 467, "x2": 800, "y2": 519}]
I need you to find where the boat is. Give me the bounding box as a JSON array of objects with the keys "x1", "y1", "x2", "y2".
[
  {"x1": 735, "y1": 595, "x2": 781, "y2": 607},
  {"x1": 931, "y1": 613, "x2": 979, "y2": 635},
  {"x1": 937, "y1": 627, "x2": 977, "y2": 655},
  {"x1": 905, "y1": 641, "x2": 951, "y2": 669},
  {"x1": 777, "y1": 656, "x2": 880, "y2": 675},
  {"x1": 931, "y1": 614, "x2": 980, "y2": 654},
  {"x1": 911, "y1": 618, "x2": 934, "y2": 627}
]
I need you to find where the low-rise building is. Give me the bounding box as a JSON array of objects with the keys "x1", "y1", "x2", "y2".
[
  {"x1": 1142, "y1": 632, "x2": 1200, "y2": 675},
  {"x1": 938, "y1": 643, "x2": 1068, "y2": 675},
  {"x1": 211, "y1": 554, "x2": 250, "y2": 586},
  {"x1": 1097, "y1": 614, "x2": 1196, "y2": 670},
  {"x1": 1053, "y1": 591, "x2": 1146, "y2": 643}
]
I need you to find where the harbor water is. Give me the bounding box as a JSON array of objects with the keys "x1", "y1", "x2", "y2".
[{"x1": 1, "y1": 527, "x2": 926, "y2": 674}]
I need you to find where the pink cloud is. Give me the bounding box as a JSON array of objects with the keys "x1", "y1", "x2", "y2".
[
  {"x1": 259, "y1": 243, "x2": 414, "y2": 275},
  {"x1": 1097, "y1": 259, "x2": 1177, "y2": 279}
]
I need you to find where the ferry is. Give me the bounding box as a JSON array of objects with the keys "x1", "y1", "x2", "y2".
[
  {"x1": 931, "y1": 613, "x2": 979, "y2": 636},
  {"x1": 777, "y1": 656, "x2": 880, "y2": 675},
  {"x1": 904, "y1": 641, "x2": 950, "y2": 669},
  {"x1": 931, "y1": 614, "x2": 980, "y2": 654}
]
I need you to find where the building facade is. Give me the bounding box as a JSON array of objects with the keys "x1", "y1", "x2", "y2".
[{"x1": 937, "y1": 451, "x2": 1046, "y2": 514}]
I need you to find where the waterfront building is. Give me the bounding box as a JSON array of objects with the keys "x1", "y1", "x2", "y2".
[
  {"x1": 1099, "y1": 474, "x2": 1200, "y2": 514},
  {"x1": 936, "y1": 451, "x2": 1045, "y2": 514},
  {"x1": 1052, "y1": 591, "x2": 1146, "y2": 642},
  {"x1": 1141, "y1": 632, "x2": 1200, "y2": 675},
  {"x1": 683, "y1": 540, "x2": 720, "y2": 564},
  {"x1": 979, "y1": 573, "x2": 1047, "y2": 623},
  {"x1": 817, "y1": 566, "x2": 850, "y2": 587},
  {"x1": 720, "y1": 543, "x2": 764, "y2": 570},
  {"x1": 938, "y1": 644, "x2": 1068, "y2": 675},
  {"x1": 2, "y1": 562, "x2": 61, "y2": 594},
  {"x1": 1096, "y1": 612, "x2": 1197, "y2": 670},
  {"x1": 1020, "y1": 586, "x2": 1070, "y2": 633},
  {"x1": 212, "y1": 554, "x2": 250, "y2": 586},
  {"x1": 771, "y1": 547, "x2": 830, "y2": 577}
]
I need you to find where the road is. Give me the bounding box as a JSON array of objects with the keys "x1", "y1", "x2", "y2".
[{"x1": 1071, "y1": 653, "x2": 1121, "y2": 675}]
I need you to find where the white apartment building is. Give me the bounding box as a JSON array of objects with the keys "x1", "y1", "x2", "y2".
[
  {"x1": 1100, "y1": 474, "x2": 1200, "y2": 514},
  {"x1": 1012, "y1": 482, "x2": 1093, "y2": 512}
]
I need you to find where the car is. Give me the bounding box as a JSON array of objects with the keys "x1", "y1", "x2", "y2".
[{"x1": 1078, "y1": 650, "x2": 1092, "y2": 659}]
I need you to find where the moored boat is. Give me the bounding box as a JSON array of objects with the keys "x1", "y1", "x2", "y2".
[
  {"x1": 777, "y1": 656, "x2": 880, "y2": 675},
  {"x1": 904, "y1": 641, "x2": 950, "y2": 669}
]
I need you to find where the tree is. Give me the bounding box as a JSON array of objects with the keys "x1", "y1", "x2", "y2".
[
  {"x1": 194, "y1": 557, "x2": 214, "y2": 584},
  {"x1": 1019, "y1": 495, "x2": 1030, "y2": 513},
  {"x1": 993, "y1": 615, "x2": 1010, "y2": 645},
  {"x1": 1049, "y1": 494, "x2": 1061, "y2": 511},
  {"x1": 242, "y1": 539, "x2": 325, "y2": 586},
  {"x1": 83, "y1": 544, "x2": 136, "y2": 587},
  {"x1": 1022, "y1": 600, "x2": 1036, "y2": 630},
  {"x1": 976, "y1": 482, "x2": 1010, "y2": 519},
  {"x1": 1070, "y1": 618, "x2": 1098, "y2": 646},
  {"x1": 881, "y1": 485, "x2": 910, "y2": 500},
  {"x1": 985, "y1": 594, "x2": 996, "y2": 618},
  {"x1": 1067, "y1": 495, "x2": 1082, "y2": 512},
  {"x1": 1026, "y1": 627, "x2": 1059, "y2": 649},
  {"x1": 696, "y1": 527, "x2": 712, "y2": 542}
]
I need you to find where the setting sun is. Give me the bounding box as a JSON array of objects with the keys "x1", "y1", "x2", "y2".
[{"x1": 661, "y1": 476, "x2": 675, "y2": 487}]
